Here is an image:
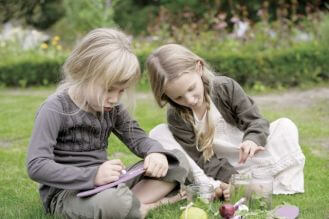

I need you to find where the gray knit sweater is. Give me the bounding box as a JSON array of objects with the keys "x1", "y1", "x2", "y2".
[{"x1": 27, "y1": 90, "x2": 178, "y2": 210}]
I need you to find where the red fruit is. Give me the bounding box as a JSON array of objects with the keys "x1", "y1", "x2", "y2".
[{"x1": 219, "y1": 204, "x2": 235, "y2": 219}]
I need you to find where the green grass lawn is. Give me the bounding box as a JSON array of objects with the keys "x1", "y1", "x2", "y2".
[{"x1": 0, "y1": 87, "x2": 328, "y2": 219}]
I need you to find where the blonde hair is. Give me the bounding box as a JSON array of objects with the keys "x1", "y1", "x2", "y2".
[
  {"x1": 147, "y1": 44, "x2": 216, "y2": 161},
  {"x1": 57, "y1": 28, "x2": 140, "y2": 113}
]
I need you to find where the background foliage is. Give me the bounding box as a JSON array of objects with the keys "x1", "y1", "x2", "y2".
[
  {"x1": 0, "y1": 2, "x2": 329, "y2": 219},
  {"x1": 0, "y1": 0, "x2": 64, "y2": 29},
  {"x1": 113, "y1": 0, "x2": 328, "y2": 35},
  {"x1": 1, "y1": 39, "x2": 328, "y2": 89},
  {"x1": 0, "y1": 0, "x2": 328, "y2": 89}
]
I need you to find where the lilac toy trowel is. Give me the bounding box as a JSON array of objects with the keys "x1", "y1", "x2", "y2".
[
  {"x1": 273, "y1": 205, "x2": 299, "y2": 219},
  {"x1": 77, "y1": 161, "x2": 145, "y2": 198}
]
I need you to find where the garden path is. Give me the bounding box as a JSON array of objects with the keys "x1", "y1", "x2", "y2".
[{"x1": 253, "y1": 87, "x2": 329, "y2": 109}]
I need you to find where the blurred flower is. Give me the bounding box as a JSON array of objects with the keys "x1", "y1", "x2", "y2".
[
  {"x1": 53, "y1": 36, "x2": 60, "y2": 41},
  {"x1": 51, "y1": 40, "x2": 58, "y2": 46},
  {"x1": 218, "y1": 13, "x2": 227, "y2": 20},
  {"x1": 56, "y1": 45, "x2": 62, "y2": 51},
  {"x1": 40, "y1": 43, "x2": 48, "y2": 49},
  {"x1": 51, "y1": 36, "x2": 61, "y2": 46},
  {"x1": 214, "y1": 22, "x2": 227, "y2": 30},
  {"x1": 231, "y1": 16, "x2": 240, "y2": 23}
]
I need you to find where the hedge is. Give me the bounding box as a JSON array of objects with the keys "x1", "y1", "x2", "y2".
[
  {"x1": 197, "y1": 44, "x2": 329, "y2": 87},
  {"x1": 0, "y1": 51, "x2": 66, "y2": 87},
  {"x1": 0, "y1": 44, "x2": 328, "y2": 88}
]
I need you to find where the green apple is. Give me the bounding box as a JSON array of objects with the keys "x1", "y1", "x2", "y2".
[{"x1": 180, "y1": 207, "x2": 208, "y2": 219}]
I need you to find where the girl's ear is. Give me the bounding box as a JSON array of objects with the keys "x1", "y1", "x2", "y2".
[{"x1": 196, "y1": 60, "x2": 204, "y2": 76}]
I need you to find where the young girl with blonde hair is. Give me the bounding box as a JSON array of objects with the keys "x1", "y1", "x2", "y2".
[
  {"x1": 147, "y1": 44, "x2": 305, "y2": 199},
  {"x1": 27, "y1": 29, "x2": 188, "y2": 219}
]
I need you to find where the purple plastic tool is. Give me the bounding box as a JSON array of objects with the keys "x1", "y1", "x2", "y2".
[
  {"x1": 274, "y1": 205, "x2": 299, "y2": 219},
  {"x1": 77, "y1": 161, "x2": 145, "y2": 198}
]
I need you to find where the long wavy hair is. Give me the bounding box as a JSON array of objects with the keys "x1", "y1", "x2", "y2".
[{"x1": 147, "y1": 44, "x2": 216, "y2": 161}]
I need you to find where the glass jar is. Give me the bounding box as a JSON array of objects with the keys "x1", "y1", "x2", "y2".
[
  {"x1": 186, "y1": 183, "x2": 214, "y2": 204},
  {"x1": 229, "y1": 172, "x2": 252, "y2": 204},
  {"x1": 248, "y1": 171, "x2": 273, "y2": 210}
]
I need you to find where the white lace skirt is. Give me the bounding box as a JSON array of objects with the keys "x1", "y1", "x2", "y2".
[
  {"x1": 235, "y1": 118, "x2": 305, "y2": 194},
  {"x1": 149, "y1": 118, "x2": 305, "y2": 195}
]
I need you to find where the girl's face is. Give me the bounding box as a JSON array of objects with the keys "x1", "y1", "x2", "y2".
[
  {"x1": 164, "y1": 71, "x2": 205, "y2": 111},
  {"x1": 88, "y1": 82, "x2": 129, "y2": 112}
]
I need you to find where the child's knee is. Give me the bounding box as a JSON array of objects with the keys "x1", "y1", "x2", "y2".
[
  {"x1": 149, "y1": 123, "x2": 169, "y2": 138},
  {"x1": 272, "y1": 117, "x2": 297, "y2": 131},
  {"x1": 92, "y1": 185, "x2": 141, "y2": 219},
  {"x1": 277, "y1": 118, "x2": 297, "y2": 130}
]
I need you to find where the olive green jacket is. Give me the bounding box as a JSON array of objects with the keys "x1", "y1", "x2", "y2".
[{"x1": 167, "y1": 76, "x2": 270, "y2": 183}]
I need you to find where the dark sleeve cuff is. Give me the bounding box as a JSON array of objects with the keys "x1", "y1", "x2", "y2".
[
  {"x1": 196, "y1": 155, "x2": 237, "y2": 183},
  {"x1": 243, "y1": 132, "x2": 268, "y2": 147}
]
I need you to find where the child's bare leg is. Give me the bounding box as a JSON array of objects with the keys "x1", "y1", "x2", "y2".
[
  {"x1": 132, "y1": 179, "x2": 175, "y2": 204},
  {"x1": 132, "y1": 179, "x2": 183, "y2": 218}
]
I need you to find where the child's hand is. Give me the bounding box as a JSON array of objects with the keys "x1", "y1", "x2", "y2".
[
  {"x1": 94, "y1": 159, "x2": 125, "y2": 186},
  {"x1": 144, "y1": 153, "x2": 168, "y2": 178},
  {"x1": 238, "y1": 140, "x2": 265, "y2": 164},
  {"x1": 215, "y1": 182, "x2": 230, "y2": 200}
]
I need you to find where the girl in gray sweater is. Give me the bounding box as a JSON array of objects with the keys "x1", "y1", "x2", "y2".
[{"x1": 27, "y1": 29, "x2": 188, "y2": 219}]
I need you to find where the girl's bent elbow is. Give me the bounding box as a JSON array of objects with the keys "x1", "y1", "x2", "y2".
[
  {"x1": 27, "y1": 159, "x2": 43, "y2": 181},
  {"x1": 27, "y1": 163, "x2": 38, "y2": 180}
]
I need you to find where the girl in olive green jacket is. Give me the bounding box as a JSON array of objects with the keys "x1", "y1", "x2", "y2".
[{"x1": 146, "y1": 44, "x2": 305, "y2": 198}]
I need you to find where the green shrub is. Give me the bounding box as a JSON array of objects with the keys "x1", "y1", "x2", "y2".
[
  {"x1": 62, "y1": 0, "x2": 116, "y2": 34},
  {"x1": 318, "y1": 15, "x2": 329, "y2": 47},
  {"x1": 0, "y1": 52, "x2": 66, "y2": 87},
  {"x1": 137, "y1": 42, "x2": 329, "y2": 89},
  {"x1": 113, "y1": 0, "x2": 158, "y2": 35},
  {"x1": 0, "y1": 0, "x2": 64, "y2": 30},
  {"x1": 112, "y1": 0, "x2": 327, "y2": 36},
  {"x1": 195, "y1": 43, "x2": 329, "y2": 88},
  {"x1": 0, "y1": 42, "x2": 328, "y2": 89}
]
